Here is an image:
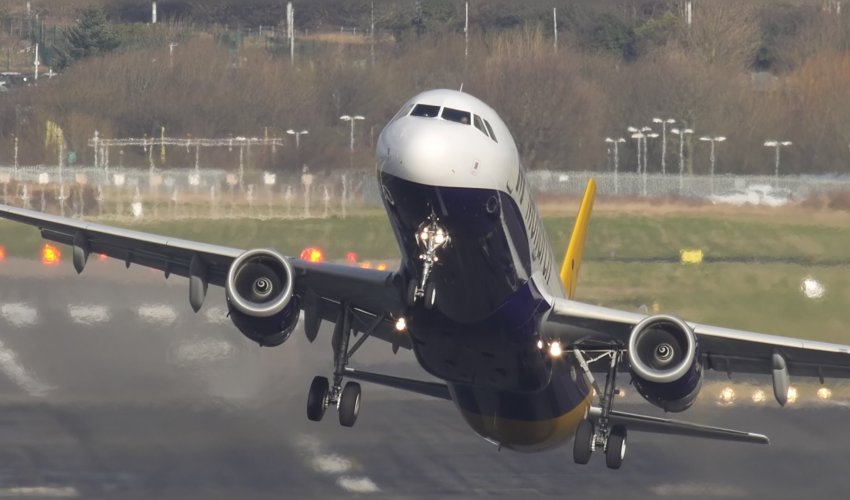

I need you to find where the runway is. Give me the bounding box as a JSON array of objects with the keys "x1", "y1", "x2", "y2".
[{"x1": 0, "y1": 258, "x2": 849, "y2": 499}]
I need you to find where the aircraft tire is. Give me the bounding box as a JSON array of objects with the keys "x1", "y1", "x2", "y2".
[
  {"x1": 424, "y1": 282, "x2": 437, "y2": 310},
  {"x1": 573, "y1": 419, "x2": 594, "y2": 465},
  {"x1": 605, "y1": 425, "x2": 627, "y2": 470},
  {"x1": 339, "y1": 382, "x2": 361, "y2": 427},
  {"x1": 406, "y1": 280, "x2": 418, "y2": 307},
  {"x1": 307, "y1": 376, "x2": 329, "y2": 422}
]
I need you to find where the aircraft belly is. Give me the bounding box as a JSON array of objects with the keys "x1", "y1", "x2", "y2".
[{"x1": 449, "y1": 363, "x2": 592, "y2": 452}]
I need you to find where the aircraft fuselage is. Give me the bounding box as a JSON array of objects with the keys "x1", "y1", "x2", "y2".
[{"x1": 377, "y1": 89, "x2": 591, "y2": 451}]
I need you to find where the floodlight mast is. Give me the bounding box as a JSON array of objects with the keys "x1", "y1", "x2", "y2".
[
  {"x1": 605, "y1": 137, "x2": 626, "y2": 194},
  {"x1": 699, "y1": 136, "x2": 726, "y2": 195},
  {"x1": 671, "y1": 127, "x2": 694, "y2": 192},
  {"x1": 286, "y1": 129, "x2": 309, "y2": 170},
  {"x1": 764, "y1": 140, "x2": 792, "y2": 187},
  {"x1": 652, "y1": 117, "x2": 676, "y2": 175},
  {"x1": 340, "y1": 115, "x2": 365, "y2": 168}
]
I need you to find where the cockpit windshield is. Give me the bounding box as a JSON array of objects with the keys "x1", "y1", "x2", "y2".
[
  {"x1": 441, "y1": 107, "x2": 471, "y2": 125},
  {"x1": 410, "y1": 104, "x2": 441, "y2": 118}
]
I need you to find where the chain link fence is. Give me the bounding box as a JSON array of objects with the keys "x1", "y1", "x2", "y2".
[{"x1": 0, "y1": 165, "x2": 847, "y2": 220}]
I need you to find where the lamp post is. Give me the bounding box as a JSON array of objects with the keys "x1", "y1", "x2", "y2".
[
  {"x1": 605, "y1": 137, "x2": 626, "y2": 194},
  {"x1": 286, "y1": 128, "x2": 309, "y2": 171},
  {"x1": 643, "y1": 132, "x2": 659, "y2": 196},
  {"x1": 671, "y1": 127, "x2": 693, "y2": 192},
  {"x1": 628, "y1": 127, "x2": 643, "y2": 175},
  {"x1": 652, "y1": 117, "x2": 676, "y2": 175},
  {"x1": 340, "y1": 115, "x2": 365, "y2": 169},
  {"x1": 764, "y1": 140, "x2": 792, "y2": 188},
  {"x1": 699, "y1": 136, "x2": 726, "y2": 195}
]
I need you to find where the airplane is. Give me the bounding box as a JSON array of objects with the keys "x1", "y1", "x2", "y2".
[{"x1": 2, "y1": 88, "x2": 850, "y2": 469}]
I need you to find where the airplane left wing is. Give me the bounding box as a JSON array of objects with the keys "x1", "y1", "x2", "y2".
[
  {"x1": 0, "y1": 204, "x2": 409, "y2": 348},
  {"x1": 545, "y1": 296, "x2": 850, "y2": 381}
]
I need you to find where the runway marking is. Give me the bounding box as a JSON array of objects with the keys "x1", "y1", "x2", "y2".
[
  {"x1": 137, "y1": 304, "x2": 178, "y2": 326},
  {"x1": 67, "y1": 304, "x2": 110, "y2": 325},
  {"x1": 171, "y1": 338, "x2": 235, "y2": 365},
  {"x1": 312, "y1": 454, "x2": 352, "y2": 474},
  {"x1": 297, "y1": 434, "x2": 380, "y2": 494},
  {"x1": 0, "y1": 339, "x2": 54, "y2": 397},
  {"x1": 0, "y1": 486, "x2": 78, "y2": 497},
  {"x1": 337, "y1": 477, "x2": 380, "y2": 494},
  {"x1": 0, "y1": 302, "x2": 38, "y2": 328},
  {"x1": 651, "y1": 483, "x2": 746, "y2": 497},
  {"x1": 203, "y1": 306, "x2": 229, "y2": 325}
]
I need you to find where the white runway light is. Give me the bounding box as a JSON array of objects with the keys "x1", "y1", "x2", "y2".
[
  {"x1": 751, "y1": 389, "x2": 767, "y2": 404},
  {"x1": 817, "y1": 387, "x2": 833, "y2": 400},
  {"x1": 800, "y1": 276, "x2": 825, "y2": 299},
  {"x1": 718, "y1": 386, "x2": 735, "y2": 405}
]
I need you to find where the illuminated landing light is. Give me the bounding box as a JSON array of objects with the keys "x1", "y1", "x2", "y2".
[
  {"x1": 817, "y1": 387, "x2": 833, "y2": 401},
  {"x1": 394, "y1": 317, "x2": 407, "y2": 332},
  {"x1": 752, "y1": 389, "x2": 767, "y2": 404},
  {"x1": 300, "y1": 247, "x2": 325, "y2": 263},
  {"x1": 786, "y1": 386, "x2": 799, "y2": 405},
  {"x1": 345, "y1": 252, "x2": 358, "y2": 264},
  {"x1": 41, "y1": 244, "x2": 61, "y2": 266},
  {"x1": 718, "y1": 386, "x2": 736, "y2": 405},
  {"x1": 0, "y1": 245, "x2": 5, "y2": 262},
  {"x1": 549, "y1": 341, "x2": 563, "y2": 358}
]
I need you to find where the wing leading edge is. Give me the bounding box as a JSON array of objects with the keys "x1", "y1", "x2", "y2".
[{"x1": 0, "y1": 204, "x2": 410, "y2": 349}]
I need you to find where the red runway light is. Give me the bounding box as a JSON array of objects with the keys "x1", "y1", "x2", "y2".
[
  {"x1": 345, "y1": 251, "x2": 358, "y2": 264},
  {"x1": 41, "y1": 244, "x2": 61, "y2": 265},
  {"x1": 97, "y1": 253, "x2": 108, "y2": 261},
  {"x1": 0, "y1": 245, "x2": 6, "y2": 262},
  {"x1": 300, "y1": 247, "x2": 325, "y2": 263}
]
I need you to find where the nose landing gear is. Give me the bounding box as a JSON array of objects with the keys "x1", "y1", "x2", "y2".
[{"x1": 406, "y1": 215, "x2": 450, "y2": 309}]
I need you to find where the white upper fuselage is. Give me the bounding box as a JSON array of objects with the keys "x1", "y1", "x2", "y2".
[{"x1": 376, "y1": 89, "x2": 563, "y2": 296}]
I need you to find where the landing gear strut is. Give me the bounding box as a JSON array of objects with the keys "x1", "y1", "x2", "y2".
[
  {"x1": 306, "y1": 304, "x2": 381, "y2": 427},
  {"x1": 572, "y1": 348, "x2": 628, "y2": 469},
  {"x1": 406, "y1": 215, "x2": 449, "y2": 309}
]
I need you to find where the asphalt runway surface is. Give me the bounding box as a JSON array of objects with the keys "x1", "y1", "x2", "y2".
[{"x1": 0, "y1": 258, "x2": 849, "y2": 499}]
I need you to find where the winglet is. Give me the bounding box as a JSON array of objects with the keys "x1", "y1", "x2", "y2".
[{"x1": 559, "y1": 178, "x2": 596, "y2": 299}]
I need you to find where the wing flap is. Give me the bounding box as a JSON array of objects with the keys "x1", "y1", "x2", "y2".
[{"x1": 590, "y1": 407, "x2": 769, "y2": 444}]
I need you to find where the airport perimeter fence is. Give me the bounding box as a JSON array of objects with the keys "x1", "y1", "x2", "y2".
[{"x1": 0, "y1": 165, "x2": 847, "y2": 220}]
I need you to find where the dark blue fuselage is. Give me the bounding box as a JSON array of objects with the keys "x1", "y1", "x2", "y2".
[{"x1": 380, "y1": 172, "x2": 591, "y2": 451}]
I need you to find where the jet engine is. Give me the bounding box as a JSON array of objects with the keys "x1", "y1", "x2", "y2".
[
  {"x1": 628, "y1": 315, "x2": 702, "y2": 412},
  {"x1": 225, "y1": 249, "x2": 299, "y2": 347}
]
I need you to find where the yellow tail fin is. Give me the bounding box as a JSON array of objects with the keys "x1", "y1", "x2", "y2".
[{"x1": 559, "y1": 178, "x2": 596, "y2": 299}]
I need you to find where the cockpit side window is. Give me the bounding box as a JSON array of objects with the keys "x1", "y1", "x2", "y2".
[
  {"x1": 473, "y1": 115, "x2": 488, "y2": 137},
  {"x1": 411, "y1": 104, "x2": 441, "y2": 118},
  {"x1": 391, "y1": 102, "x2": 415, "y2": 122},
  {"x1": 483, "y1": 119, "x2": 498, "y2": 142},
  {"x1": 441, "y1": 107, "x2": 471, "y2": 125}
]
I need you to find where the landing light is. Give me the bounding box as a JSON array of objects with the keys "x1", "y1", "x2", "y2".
[
  {"x1": 549, "y1": 341, "x2": 563, "y2": 358},
  {"x1": 817, "y1": 387, "x2": 832, "y2": 400},
  {"x1": 395, "y1": 317, "x2": 407, "y2": 332},
  {"x1": 41, "y1": 244, "x2": 61, "y2": 265},
  {"x1": 419, "y1": 230, "x2": 430, "y2": 241}
]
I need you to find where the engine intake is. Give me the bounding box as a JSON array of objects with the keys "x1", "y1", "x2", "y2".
[
  {"x1": 225, "y1": 249, "x2": 299, "y2": 346},
  {"x1": 628, "y1": 314, "x2": 702, "y2": 412}
]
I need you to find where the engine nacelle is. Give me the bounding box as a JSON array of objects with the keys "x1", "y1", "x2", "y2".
[
  {"x1": 628, "y1": 314, "x2": 703, "y2": 412},
  {"x1": 225, "y1": 249, "x2": 299, "y2": 347}
]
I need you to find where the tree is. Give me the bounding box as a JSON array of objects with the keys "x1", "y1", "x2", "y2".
[{"x1": 64, "y1": 7, "x2": 121, "y2": 62}]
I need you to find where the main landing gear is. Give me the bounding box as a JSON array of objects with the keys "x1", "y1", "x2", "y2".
[
  {"x1": 307, "y1": 303, "x2": 380, "y2": 427},
  {"x1": 405, "y1": 215, "x2": 450, "y2": 310},
  {"x1": 572, "y1": 348, "x2": 628, "y2": 469}
]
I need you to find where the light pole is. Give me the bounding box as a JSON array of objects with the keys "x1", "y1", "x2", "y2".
[
  {"x1": 628, "y1": 127, "x2": 643, "y2": 175},
  {"x1": 605, "y1": 137, "x2": 626, "y2": 194},
  {"x1": 764, "y1": 140, "x2": 792, "y2": 188},
  {"x1": 671, "y1": 127, "x2": 693, "y2": 192},
  {"x1": 286, "y1": 128, "x2": 308, "y2": 171},
  {"x1": 643, "y1": 132, "x2": 659, "y2": 196},
  {"x1": 652, "y1": 117, "x2": 676, "y2": 175},
  {"x1": 340, "y1": 115, "x2": 364, "y2": 168},
  {"x1": 699, "y1": 136, "x2": 726, "y2": 195}
]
